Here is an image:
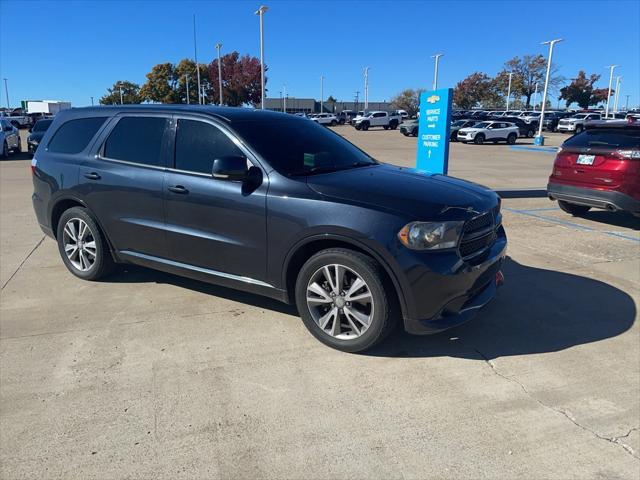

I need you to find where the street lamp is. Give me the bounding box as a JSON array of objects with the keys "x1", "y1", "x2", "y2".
[
  {"x1": 185, "y1": 74, "x2": 190, "y2": 104},
  {"x1": 254, "y1": 5, "x2": 268, "y2": 109},
  {"x1": 363, "y1": 67, "x2": 369, "y2": 111},
  {"x1": 119, "y1": 83, "x2": 124, "y2": 104},
  {"x1": 320, "y1": 75, "x2": 324, "y2": 114},
  {"x1": 193, "y1": 14, "x2": 202, "y2": 105},
  {"x1": 215, "y1": 43, "x2": 223, "y2": 106},
  {"x1": 431, "y1": 53, "x2": 443, "y2": 90},
  {"x1": 283, "y1": 83, "x2": 287, "y2": 113},
  {"x1": 533, "y1": 82, "x2": 539, "y2": 111},
  {"x1": 625, "y1": 94, "x2": 630, "y2": 111},
  {"x1": 3, "y1": 78, "x2": 9, "y2": 108},
  {"x1": 604, "y1": 65, "x2": 619, "y2": 119},
  {"x1": 506, "y1": 72, "x2": 513, "y2": 111},
  {"x1": 536, "y1": 38, "x2": 563, "y2": 144},
  {"x1": 90, "y1": 96, "x2": 94, "y2": 106},
  {"x1": 613, "y1": 75, "x2": 622, "y2": 113}
]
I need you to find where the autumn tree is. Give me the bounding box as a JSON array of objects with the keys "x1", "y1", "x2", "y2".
[
  {"x1": 390, "y1": 89, "x2": 425, "y2": 117},
  {"x1": 99, "y1": 80, "x2": 142, "y2": 105},
  {"x1": 453, "y1": 73, "x2": 495, "y2": 109},
  {"x1": 559, "y1": 71, "x2": 610, "y2": 109},
  {"x1": 497, "y1": 55, "x2": 563, "y2": 108},
  {"x1": 140, "y1": 63, "x2": 179, "y2": 103},
  {"x1": 174, "y1": 59, "x2": 209, "y2": 104},
  {"x1": 208, "y1": 52, "x2": 264, "y2": 106}
]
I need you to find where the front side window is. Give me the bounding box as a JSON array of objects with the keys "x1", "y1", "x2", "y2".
[
  {"x1": 174, "y1": 119, "x2": 244, "y2": 174},
  {"x1": 103, "y1": 116, "x2": 167, "y2": 166},
  {"x1": 232, "y1": 118, "x2": 377, "y2": 176},
  {"x1": 48, "y1": 117, "x2": 108, "y2": 154}
]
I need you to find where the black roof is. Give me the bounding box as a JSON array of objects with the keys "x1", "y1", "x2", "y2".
[
  {"x1": 56, "y1": 105, "x2": 296, "y2": 124},
  {"x1": 586, "y1": 120, "x2": 640, "y2": 130}
]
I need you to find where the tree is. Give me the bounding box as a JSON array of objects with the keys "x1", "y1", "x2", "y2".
[
  {"x1": 498, "y1": 55, "x2": 564, "y2": 108},
  {"x1": 453, "y1": 73, "x2": 495, "y2": 109},
  {"x1": 208, "y1": 51, "x2": 264, "y2": 106},
  {"x1": 174, "y1": 59, "x2": 209, "y2": 104},
  {"x1": 559, "y1": 71, "x2": 610, "y2": 109},
  {"x1": 100, "y1": 80, "x2": 142, "y2": 105},
  {"x1": 140, "y1": 63, "x2": 179, "y2": 103},
  {"x1": 327, "y1": 95, "x2": 338, "y2": 103},
  {"x1": 390, "y1": 88, "x2": 425, "y2": 117}
]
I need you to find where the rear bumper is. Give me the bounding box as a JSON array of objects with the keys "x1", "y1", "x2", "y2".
[{"x1": 547, "y1": 183, "x2": 640, "y2": 214}]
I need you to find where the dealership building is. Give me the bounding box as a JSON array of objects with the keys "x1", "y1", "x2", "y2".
[{"x1": 262, "y1": 97, "x2": 394, "y2": 114}]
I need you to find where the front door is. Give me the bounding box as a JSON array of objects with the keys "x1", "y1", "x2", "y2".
[{"x1": 163, "y1": 117, "x2": 268, "y2": 282}]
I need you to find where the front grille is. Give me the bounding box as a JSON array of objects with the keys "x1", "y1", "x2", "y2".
[{"x1": 459, "y1": 212, "x2": 496, "y2": 261}]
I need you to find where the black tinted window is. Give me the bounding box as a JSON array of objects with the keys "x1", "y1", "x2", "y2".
[
  {"x1": 232, "y1": 119, "x2": 377, "y2": 176},
  {"x1": 48, "y1": 117, "x2": 107, "y2": 154},
  {"x1": 175, "y1": 119, "x2": 244, "y2": 173},
  {"x1": 563, "y1": 129, "x2": 640, "y2": 149},
  {"x1": 104, "y1": 117, "x2": 167, "y2": 166}
]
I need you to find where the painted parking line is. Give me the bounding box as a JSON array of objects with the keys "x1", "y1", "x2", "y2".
[
  {"x1": 504, "y1": 207, "x2": 640, "y2": 243},
  {"x1": 509, "y1": 145, "x2": 558, "y2": 154}
]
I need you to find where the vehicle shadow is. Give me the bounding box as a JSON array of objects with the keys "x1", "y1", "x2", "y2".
[
  {"x1": 365, "y1": 256, "x2": 636, "y2": 359},
  {"x1": 579, "y1": 210, "x2": 640, "y2": 231}
]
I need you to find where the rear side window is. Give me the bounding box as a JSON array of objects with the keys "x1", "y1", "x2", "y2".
[
  {"x1": 48, "y1": 117, "x2": 108, "y2": 154},
  {"x1": 563, "y1": 129, "x2": 640, "y2": 149},
  {"x1": 104, "y1": 117, "x2": 167, "y2": 166},
  {"x1": 174, "y1": 119, "x2": 244, "y2": 174}
]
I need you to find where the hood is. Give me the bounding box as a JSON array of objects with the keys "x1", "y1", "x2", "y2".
[
  {"x1": 306, "y1": 163, "x2": 498, "y2": 220},
  {"x1": 28, "y1": 131, "x2": 46, "y2": 143}
]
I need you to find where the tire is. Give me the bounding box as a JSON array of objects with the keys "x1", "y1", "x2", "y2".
[
  {"x1": 402, "y1": 131, "x2": 409, "y2": 136},
  {"x1": 390, "y1": 121, "x2": 398, "y2": 130},
  {"x1": 473, "y1": 133, "x2": 485, "y2": 145},
  {"x1": 361, "y1": 122, "x2": 369, "y2": 131},
  {"x1": 354, "y1": 124, "x2": 361, "y2": 131},
  {"x1": 295, "y1": 248, "x2": 397, "y2": 353},
  {"x1": 558, "y1": 200, "x2": 591, "y2": 216},
  {"x1": 461, "y1": 141, "x2": 467, "y2": 144},
  {"x1": 56, "y1": 207, "x2": 114, "y2": 281},
  {"x1": 1, "y1": 142, "x2": 8, "y2": 159},
  {"x1": 383, "y1": 126, "x2": 389, "y2": 130},
  {"x1": 450, "y1": 133, "x2": 458, "y2": 142},
  {"x1": 14, "y1": 139, "x2": 22, "y2": 153},
  {"x1": 507, "y1": 133, "x2": 517, "y2": 145},
  {"x1": 575, "y1": 125, "x2": 583, "y2": 134},
  {"x1": 526, "y1": 129, "x2": 535, "y2": 138},
  {"x1": 331, "y1": 120, "x2": 337, "y2": 126},
  {"x1": 412, "y1": 129, "x2": 418, "y2": 137}
]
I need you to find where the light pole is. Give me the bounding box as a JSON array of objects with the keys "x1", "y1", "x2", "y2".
[
  {"x1": 533, "y1": 82, "x2": 539, "y2": 111},
  {"x1": 185, "y1": 74, "x2": 190, "y2": 104},
  {"x1": 215, "y1": 43, "x2": 223, "y2": 106},
  {"x1": 506, "y1": 72, "x2": 513, "y2": 111},
  {"x1": 119, "y1": 84, "x2": 124, "y2": 104},
  {"x1": 90, "y1": 96, "x2": 94, "y2": 106},
  {"x1": 193, "y1": 15, "x2": 202, "y2": 105},
  {"x1": 613, "y1": 76, "x2": 622, "y2": 113},
  {"x1": 604, "y1": 64, "x2": 618, "y2": 119},
  {"x1": 283, "y1": 84, "x2": 287, "y2": 113},
  {"x1": 320, "y1": 75, "x2": 324, "y2": 113},
  {"x1": 363, "y1": 67, "x2": 369, "y2": 111},
  {"x1": 536, "y1": 38, "x2": 563, "y2": 143},
  {"x1": 3, "y1": 78, "x2": 9, "y2": 108},
  {"x1": 625, "y1": 94, "x2": 630, "y2": 111},
  {"x1": 255, "y1": 5, "x2": 268, "y2": 109},
  {"x1": 431, "y1": 53, "x2": 443, "y2": 90}
]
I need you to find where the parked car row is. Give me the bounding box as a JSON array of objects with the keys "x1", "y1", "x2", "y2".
[{"x1": 0, "y1": 117, "x2": 55, "y2": 159}]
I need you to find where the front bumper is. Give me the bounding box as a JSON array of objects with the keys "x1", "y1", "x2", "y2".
[
  {"x1": 557, "y1": 123, "x2": 576, "y2": 132},
  {"x1": 401, "y1": 229, "x2": 507, "y2": 335},
  {"x1": 548, "y1": 182, "x2": 640, "y2": 214}
]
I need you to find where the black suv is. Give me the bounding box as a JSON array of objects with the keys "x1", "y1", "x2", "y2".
[{"x1": 31, "y1": 106, "x2": 507, "y2": 352}]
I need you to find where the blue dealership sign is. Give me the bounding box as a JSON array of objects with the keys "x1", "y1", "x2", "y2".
[{"x1": 416, "y1": 88, "x2": 453, "y2": 174}]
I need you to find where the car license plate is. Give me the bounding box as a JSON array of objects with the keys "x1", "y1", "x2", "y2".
[{"x1": 576, "y1": 154, "x2": 595, "y2": 165}]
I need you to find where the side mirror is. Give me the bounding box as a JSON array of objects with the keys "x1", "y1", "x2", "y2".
[{"x1": 212, "y1": 155, "x2": 248, "y2": 181}]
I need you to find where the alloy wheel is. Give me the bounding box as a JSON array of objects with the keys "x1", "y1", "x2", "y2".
[
  {"x1": 306, "y1": 264, "x2": 374, "y2": 340},
  {"x1": 62, "y1": 218, "x2": 97, "y2": 271}
]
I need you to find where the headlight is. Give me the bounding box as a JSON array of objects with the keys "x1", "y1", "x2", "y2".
[{"x1": 398, "y1": 221, "x2": 463, "y2": 250}]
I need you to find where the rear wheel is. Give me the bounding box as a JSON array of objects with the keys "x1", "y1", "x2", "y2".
[
  {"x1": 361, "y1": 122, "x2": 369, "y2": 131},
  {"x1": 558, "y1": 200, "x2": 591, "y2": 216},
  {"x1": 295, "y1": 248, "x2": 396, "y2": 353},
  {"x1": 56, "y1": 207, "x2": 114, "y2": 281},
  {"x1": 474, "y1": 133, "x2": 485, "y2": 145},
  {"x1": 507, "y1": 133, "x2": 517, "y2": 144},
  {"x1": 526, "y1": 129, "x2": 535, "y2": 138},
  {"x1": 354, "y1": 124, "x2": 361, "y2": 131},
  {"x1": 330, "y1": 120, "x2": 337, "y2": 126},
  {"x1": 1, "y1": 142, "x2": 8, "y2": 159},
  {"x1": 575, "y1": 125, "x2": 583, "y2": 133},
  {"x1": 390, "y1": 121, "x2": 398, "y2": 130}
]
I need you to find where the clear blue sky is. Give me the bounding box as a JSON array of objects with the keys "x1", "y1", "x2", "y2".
[{"x1": 1, "y1": 0, "x2": 638, "y2": 109}]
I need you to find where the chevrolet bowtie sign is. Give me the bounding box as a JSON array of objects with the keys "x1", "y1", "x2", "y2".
[{"x1": 416, "y1": 88, "x2": 453, "y2": 174}]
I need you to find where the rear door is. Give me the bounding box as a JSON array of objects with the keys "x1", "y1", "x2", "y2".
[
  {"x1": 79, "y1": 114, "x2": 171, "y2": 258},
  {"x1": 554, "y1": 127, "x2": 640, "y2": 190}
]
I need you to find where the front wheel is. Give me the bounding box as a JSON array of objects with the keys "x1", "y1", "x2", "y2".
[
  {"x1": 558, "y1": 200, "x2": 591, "y2": 216},
  {"x1": 295, "y1": 248, "x2": 396, "y2": 353},
  {"x1": 390, "y1": 121, "x2": 398, "y2": 130},
  {"x1": 507, "y1": 133, "x2": 517, "y2": 144},
  {"x1": 330, "y1": 120, "x2": 337, "y2": 126},
  {"x1": 474, "y1": 134, "x2": 485, "y2": 145},
  {"x1": 526, "y1": 129, "x2": 535, "y2": 138},
  {"x1": 354, "y1": 124, "x2": 361, "y2": 130},
  {"x1": 361, "y1": 122, "x2": 369, "y2": 131},
  {"x1": 575, "y1": 125, "x2": 583, "y2": 134},
  {"x1": 56, "y1": 207, "x2": 114, "y2": 281},
  {"x1": 383, "y1": 126, "x2": 389, "y2": 130},
  {"x1": 1, "y1": 142, "x2": 8, "y2": 159}
]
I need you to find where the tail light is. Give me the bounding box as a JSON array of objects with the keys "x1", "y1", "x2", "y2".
[
  {"x1": 615, "y1": 149, "x2": 640, "y2": 159},
  {"x1": 553, "y1": 149, "x2": 574, "y2": 166},
  {"x1": 30, "y1": 157, "x2": 37, "y2": 175}
]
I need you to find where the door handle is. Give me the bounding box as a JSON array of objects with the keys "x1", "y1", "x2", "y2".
[
  {"x1": 83, "y1": 172, "x2": 101, "y2": 180},
  {"x1": 168, "y1": 185, "x2": 189, "y2": 194}
]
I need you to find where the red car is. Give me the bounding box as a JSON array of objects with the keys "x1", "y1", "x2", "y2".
[{"x1": 547, "y1": 121, "x2": 640, "y2": 217}]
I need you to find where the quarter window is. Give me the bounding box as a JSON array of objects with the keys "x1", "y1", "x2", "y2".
[
  {"x1": 103, "y1": 117, "x2": 167, "y2": 166},
  {"x1": 48, "y1": 117, "x2": 108, "y2": 154},
  {"x1": 174, "y1": 119, "x2": 244, "y2": 174}
]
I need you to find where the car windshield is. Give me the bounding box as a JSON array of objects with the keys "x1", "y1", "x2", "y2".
[
  {"x1": 452, "y1": 120, "x2": 466, "y2": 127},
  {"x1": 473, "y1": 122, "x2": 490, "y2": 128},
  {"x1": 563, "y1": 128, "x2": 640, "y2": 149},
  {"x1": 573, "y1": 114, "x2": 588, "y2": 119},
  {"x1": 232, "y1": 119, "x2": 378, "y2": 176},
  {"x1": 33, "y1": 119, "x2": 53, "y2": 132}
]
